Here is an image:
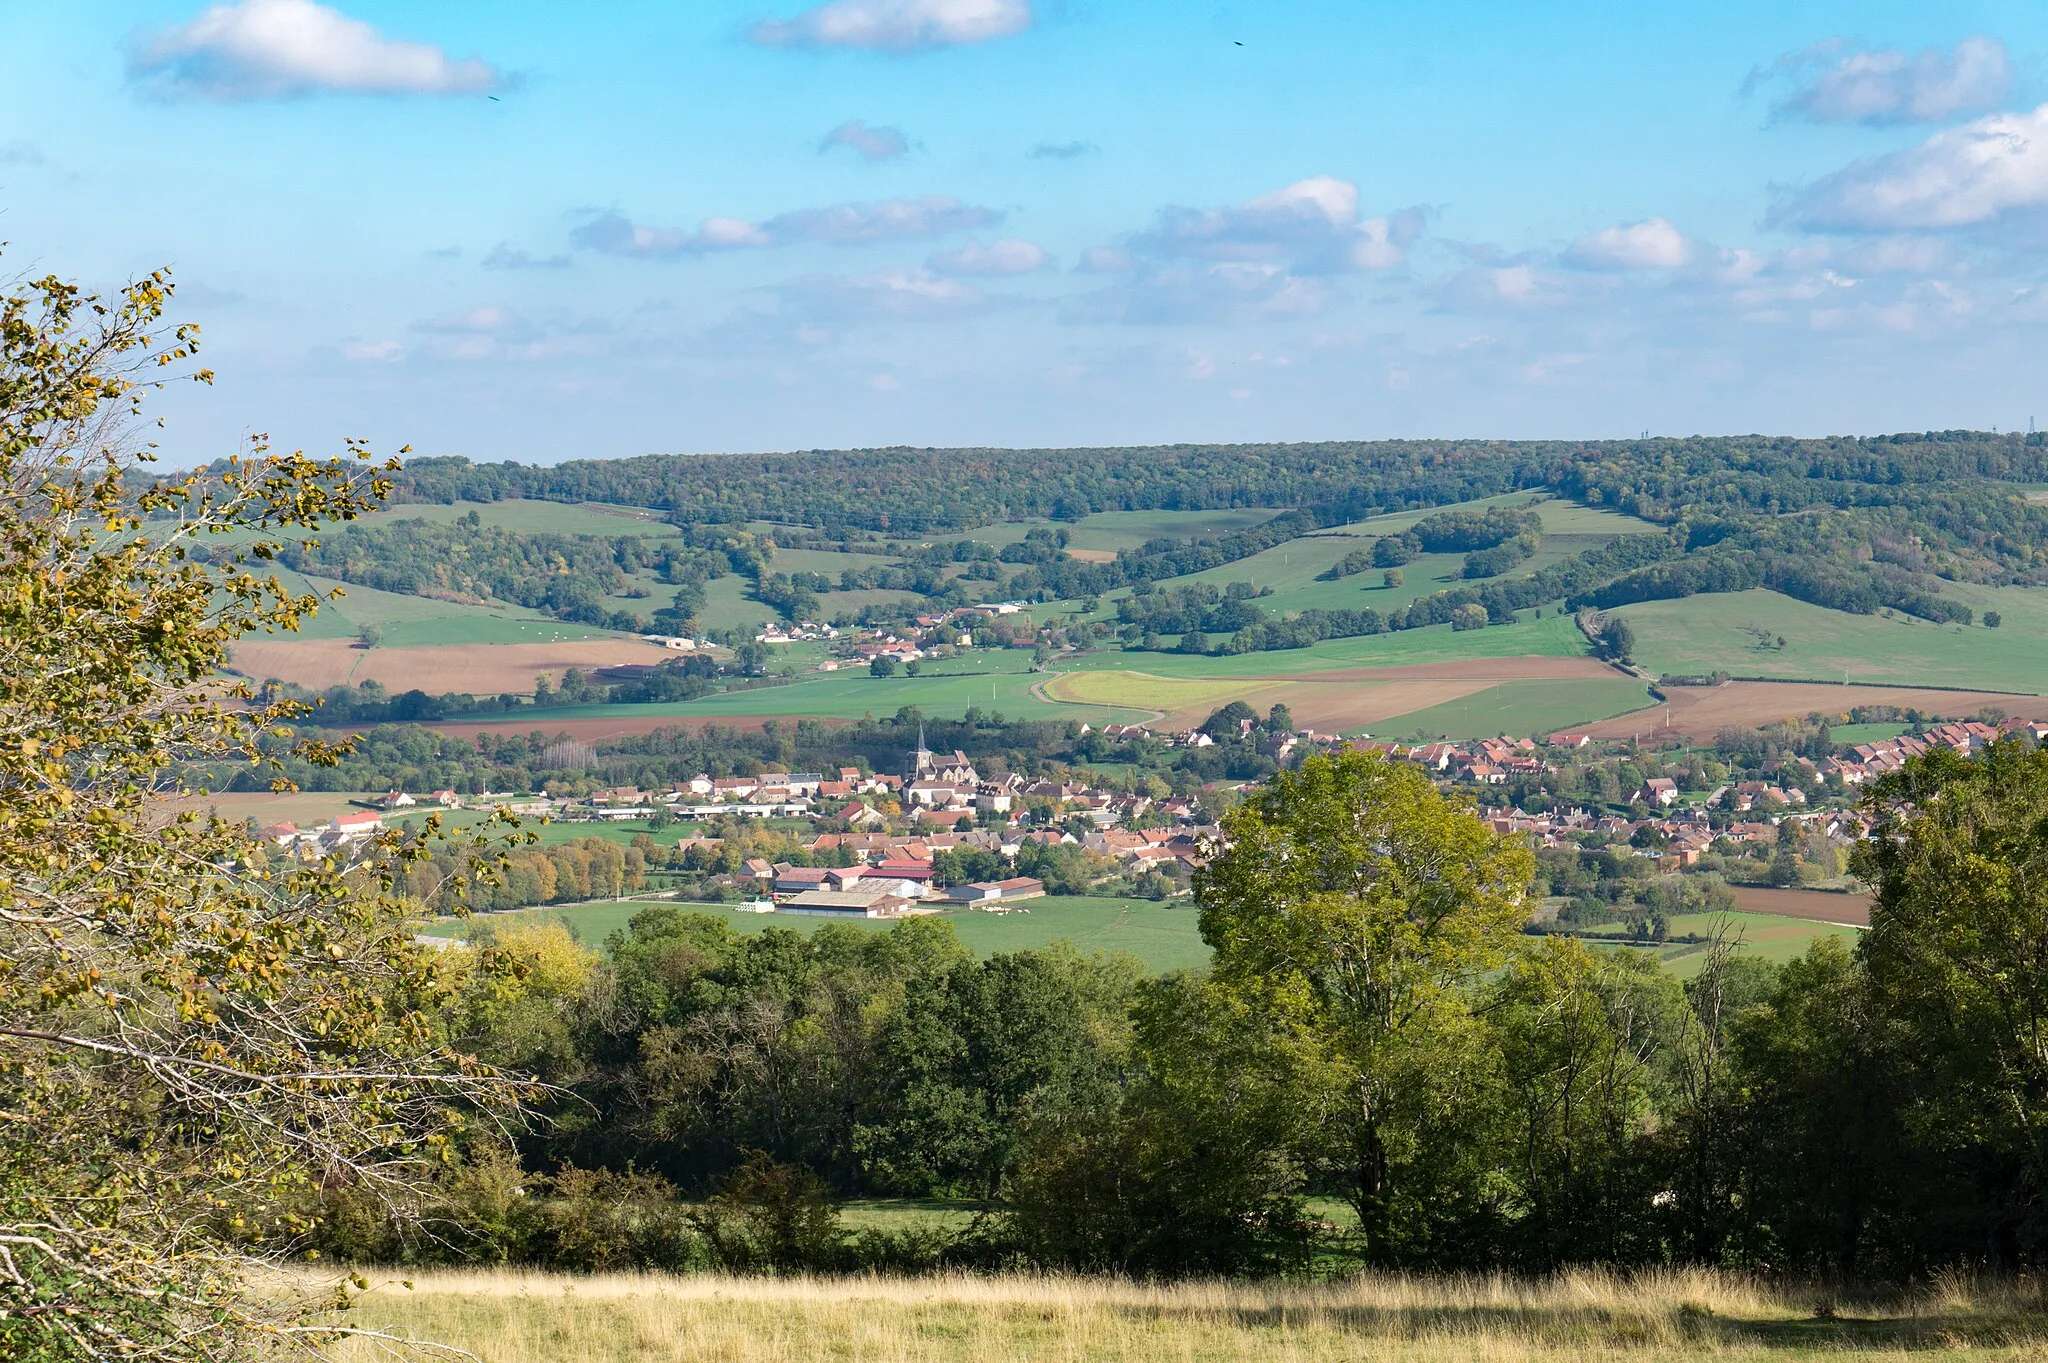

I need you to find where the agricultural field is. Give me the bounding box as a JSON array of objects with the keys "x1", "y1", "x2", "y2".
[
  {"x1": 1618, "y1": 587, "x2": 2048, "y2": 695},
  {"x1": 423, "y1": 896, "x2": 1210, "y2": 974},
  {"x1": 1579, "y1": 681, "x2": 2048, "y2": 744},
  {"x1": 1581, "y1": 910, "x2": 1861, "y2": 978},
  {"x1": 322, "y1": 1265, "x2": 2042, "y2": 1363},
  {"x1": 230, "y1": 636, "x2": 675, "y2": 695},
  {"x1": 1370, "y1": 676, "x2": 1655, "y2": 740},
  {"x1": 938, "y1": 507, "x2": 1287, "y2": 553},
  {"x1": 374, "y1": 499, "x2": 678, "y2": 536}
]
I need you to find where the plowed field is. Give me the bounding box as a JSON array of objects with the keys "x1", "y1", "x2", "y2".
[{"x1": 228, "y1": 638, "x2": 672, "y2": 695}]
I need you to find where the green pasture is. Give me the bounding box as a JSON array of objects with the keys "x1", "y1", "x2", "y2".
[
  {"x1": 937, "y1": 507, "x2": 1288, "y2": 552},
  {"x1": 425, "y1": 895, "x2": 1211, "y2": 974},
  {"x1": 251, "y1": 572, "x2": 603, "y2": 647},
  {"x1": 1619, "y1": 588, "x2": 2048, "y2": 695},
  {"x1": 373, "y1": 499, "x2": 679, "y2": 536},
  {"x1": 1830, "y1": 722, "x2": 1912, "y2": 744},
  {"x1": 1067, "y1": 613, "x2": 1590, "y2": 680},
  {"x1": 1581, "y1": 910, "x2": 1860, "y2": 978},
  {"x1": 466, "y1": 666, "x2": 1148, "y2": 725},
  {"x1": 1373, "y1": 677, "x2": 1654, "y2": 740}
]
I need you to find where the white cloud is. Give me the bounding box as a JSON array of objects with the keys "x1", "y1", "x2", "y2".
[
  {"x1": 927, "y1": 237, "x2": 1048, "y2": 275},
  {"x1": 821, "y1": 119, "x2": 909, "y2": 161},
  {"x1": 1078, "y1": 246, "x2": 1131, "y2": 273},
  {"x1": 1775, "y1": 103, "x2": 2048, "y2": 230},
  {"x1": 343, "y1": 339, "x2": 404, "y2": 363},
  {"x1": 774, "y1": 268, "x2": 994, "y2": 319},
  {"x1": 1754, "y1": 36, "x2": 2010, "y2": 126},
  {"x1": 573, "y1": 196, "x2": 999, "y2": 259},
  {"x1": 130, "y1": 0, "x2": 502, "y2": 100},
  {"x1": 750, "y1": 0, "x2": 1030, "y2": 52},
  {"x1": 1565, "y1": 217, "x2": 1693, "y2": 270},
  {"x1": 1132, "y1": 177, "x2": 1426, "y2": 273}
]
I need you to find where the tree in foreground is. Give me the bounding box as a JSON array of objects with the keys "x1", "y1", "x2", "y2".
[
  {"x1": 1194, "y1": 751, "x2": 1534, "y2": 1261},
  {"x1": 0, "y1": 267, "x2": 527, "y2": 1356}
]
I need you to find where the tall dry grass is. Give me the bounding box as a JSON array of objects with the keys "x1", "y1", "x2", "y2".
[{"x1": 317, "y1": 1266, "x2": 2048, "y2": 1362}]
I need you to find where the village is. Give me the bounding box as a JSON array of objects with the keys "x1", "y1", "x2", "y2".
[{"x1": 244, "y1": 713, "x2": 2048, "y2": 923}]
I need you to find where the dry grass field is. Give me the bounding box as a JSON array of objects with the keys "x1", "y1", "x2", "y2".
[
  {"x1": 1577, "y1": 681, "x2": 2048, "y2": 743},
  {"x1": 321, "y1": 1267, "x2": 2048, "y2": 1362},
  {"x1": 228, "y1": 638, "x2": 675, "y2": 694}
]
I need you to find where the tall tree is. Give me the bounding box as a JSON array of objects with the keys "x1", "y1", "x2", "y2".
[
  {"x1": 0, "y1": 266, "x2": 525, "y2": 1357},
  {"x1": 1193, "y1": 751, "x2": 1534, "y2": 1260}
]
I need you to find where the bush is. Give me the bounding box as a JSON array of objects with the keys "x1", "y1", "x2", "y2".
[{"x1": 690, "y1": 1153, "x2": 846, "y2": 1273}]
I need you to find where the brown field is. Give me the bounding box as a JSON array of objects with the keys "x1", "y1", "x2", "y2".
[
  {"x1": 1728, "y1": 885, "x2": 1872, "y2": 927},
  {"x1": 148, "y1": 790, "x2": 380, "y2": 828},
  {"x1": 426, "y1": 714, "x2": 848, "y2": 742},
  {"x1": 1063, "y1": 548, "x2": 1121, "y2": 563},
  {"x1": 229, "y1": 638, "x2": 674, "y2": 695},
  {"x1": 1579, "y1": 681, "x2": 2047, "y2": 743}
]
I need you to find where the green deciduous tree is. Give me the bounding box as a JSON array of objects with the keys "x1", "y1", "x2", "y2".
[{"x1": 1194, "y1": 751, "x2": 1535, "y2": 1260}]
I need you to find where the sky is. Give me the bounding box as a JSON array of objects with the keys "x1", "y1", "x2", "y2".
[{"x1": 4, "y1": 1, "x2": 2048, "y2": 466}]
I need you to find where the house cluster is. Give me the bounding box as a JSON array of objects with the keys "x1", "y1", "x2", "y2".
[
  {"x1": 1475, "y1": 802, "x2": 1866, "y2": 870},
  {"x1": 1815, "y1": 719, "x2": 2048, "y2": 786},
  {"x1": 257, "y1": 809, "x2": 390, "y2": 854},
  {"x1": 754, "y1": 621, "x2": 838, "y2": 644},
  {"x1": 1339, "y1": 733, "x2": 1557, "y2": 783}
]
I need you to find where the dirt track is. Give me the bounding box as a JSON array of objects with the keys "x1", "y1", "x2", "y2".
[
  {"x1": 1579, "y1": 681, "x2": 2046, "y2": 743},
  {"x1": 229, "y1": 638, "x2": 674, "y2": 695}
]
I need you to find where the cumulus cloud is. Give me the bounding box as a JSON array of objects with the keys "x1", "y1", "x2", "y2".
[
  {"x1": 750, "y1": 0, "x2": 1030, "y2": 52},
  {"x1": 1030, "y1": 140, "x2": 1096, "y2": 159},
  {"x1": 1564, "y1": 217, "x2": 1693, "y2": 270},
  {"x1": 483, "y1": 243, "x2": 571, "y2": 270},
  {"x1": 773, "y1": 268, "x2": 994, "y2": 319},
  {"x1": 1132, "y1": 177, "x2": 1426, "y2": 273},
  {"x1": 1773, "y1": 103, "x2": 2048, "y2": 230},
  {"x1": 572, "y1": 195, "x2": 999, "y2": 259},
  {"x1": 1752, "y1": 36, "x2": 2010, "y2": 125},
  {"x1": 343, "y1": 339, "x2": 405, "y2": 363},
  {"x1": 821, "y1": 119, "x2": 909, "y2": 160},
  {"x1": 926, "y1": 237, "x2": 1048, "y2": 275},
  {"x1": 129, "y1": 0, "x2": 502, "y2": 100},
  {"x1": 1066, "y1": 178, "x2": 1425, "y2": 326}
]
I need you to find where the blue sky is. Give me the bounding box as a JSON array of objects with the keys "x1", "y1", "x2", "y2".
[{"x1": 4, "y1": 1, "x2": 2048, "y2": 465}]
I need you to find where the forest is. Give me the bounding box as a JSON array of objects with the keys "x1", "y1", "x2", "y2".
[{"x1": 246, "y1": 432, "x2": 2048, "y2": 647}]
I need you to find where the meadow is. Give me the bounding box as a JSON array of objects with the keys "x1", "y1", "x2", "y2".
[
  {"x1": 1618, "y1": 587, "x2": 2048, "y2": 696},
  {"x1": 1580, "y1": 910, "x2": 1861, "y2": 978},
  {"x1": 1371, "y1": 676, "x2": 1656, "y2": 740},
  {"x1": 324, "y1": 1266, "x2": 2048, "y2": 1363},
  {"x1": 423, "y1": 895, "x2": 1212, "y2": 974}
]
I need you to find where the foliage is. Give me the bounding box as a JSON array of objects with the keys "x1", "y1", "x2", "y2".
[
  {"x1": 1194, "y1": 752, "x2": 1535, "y2": 1259},
  {"x1": 0, "y1": 266, "x2": 528, "y2": 1357}
]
